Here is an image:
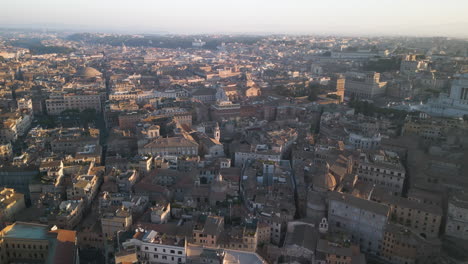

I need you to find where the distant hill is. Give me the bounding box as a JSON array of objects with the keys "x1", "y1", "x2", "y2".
[
  {"x1": 10, "y1": 38, "x2": 75, "y2": 55},
  {"x1": 66, "y1": 33, "x2": 263, "y2": 50}
]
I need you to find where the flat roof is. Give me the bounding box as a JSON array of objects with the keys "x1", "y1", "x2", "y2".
[{"x1": 2, "y1": 222, "x2": 49, "y2": 240}]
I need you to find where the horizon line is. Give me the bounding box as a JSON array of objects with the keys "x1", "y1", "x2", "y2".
[{"x1": 1, "y1": 24, "x2": 468, "y2": 39}]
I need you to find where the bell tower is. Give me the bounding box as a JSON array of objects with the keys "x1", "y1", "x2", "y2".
[{"x1": 214, "y1": 123, "x2": 221, "y2": 142}]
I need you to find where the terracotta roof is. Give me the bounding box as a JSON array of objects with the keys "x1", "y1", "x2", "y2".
[{"x1": 50, "y1": 229, "x2": 77, "y2": 264}]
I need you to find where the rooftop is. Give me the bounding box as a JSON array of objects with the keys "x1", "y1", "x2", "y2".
[
  {"x1": 1, "y1": 222, "x2": 49, "y2": 240},
  {"x1": 329, "y1": 191, "x2": 390, "y2": 216}
]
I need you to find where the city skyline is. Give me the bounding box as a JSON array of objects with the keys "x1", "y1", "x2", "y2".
[
  {"x1": 1, "y1": 2, "x2": 468, "y2": 264},
  {"x1": 1, "y1": 0, "x2": 468, "y2": 37}
]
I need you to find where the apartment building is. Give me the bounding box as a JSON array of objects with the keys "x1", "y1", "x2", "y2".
[
  {"x1": 0, "y1": 188, "x2": 26, "y2": 222},
  {"x1": 371, "y1": 190, "x2": 443, "y2": 238},
  {"x1": 139, "y1": 137, "x2": 198, "y2": 157},
  {"x1": 0, "y1": 111, "x2": 32, "y2": 143},
  {"x1": 50, "y1": 127, "x2": 99, "y2": 154},
  {"x1": 122, "y1": 229, "x2": 186, "y2": 264},
  {"x1": 46, "y1": 93, "x2": 102, "y2": 115},
  {"x1": 345, "y1": 72, "x2": 387, "y2": 99},
  {"x1": 0, "y1": 222, "x2": 78, "y2": 264},
  {"x1": 328, "y1": 191, "x2": 390, "y2": 254},
  {"x1": 67, "y1": 175, "x2": 101, "y2": 205},
  {"x1": 357, "y1": 150, "x2": 406, "y2": 196},
  {"x1": 445, "y1": 191, "x2": 468, "y2": 240},
  {"x1": 101, "y1": 207, "x2": 132, "y2": 240},
  {"x1": 192, "y1": 215, "x2": 224, "y2": 247},
  {"x1": 381, "y1": 223, "x2": 441, "y2": 264}
]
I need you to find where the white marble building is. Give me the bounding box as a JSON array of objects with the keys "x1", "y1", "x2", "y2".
[{"x1": 422, "y1": 73, "x2": 468, "y2": 117}]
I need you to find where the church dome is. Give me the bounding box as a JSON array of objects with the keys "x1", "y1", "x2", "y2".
[
  {"x1": 312, "y1": 171, "x2": 337, "y2": 191},
  {"x1": 75, "y1": 67, "x2": 102, "y2": 79}
]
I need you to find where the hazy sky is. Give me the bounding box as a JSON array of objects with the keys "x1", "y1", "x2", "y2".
[{"x1": 2, "y1": 0, "x2": 468, "y2": 36}]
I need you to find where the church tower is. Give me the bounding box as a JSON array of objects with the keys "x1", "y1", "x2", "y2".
[{"x1": 214, "y1": 123, "x2": 221, "y2": 142}]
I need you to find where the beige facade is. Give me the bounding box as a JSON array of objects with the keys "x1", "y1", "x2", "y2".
[
  {"x1": 0, "y1": 188, "x2": 26, "y2": 222},
  {"x1": 150, "y1": 203, "x2": 171, "y2": 224},
  {"x1": 101, "y1": 208, "x2": 132, "y2": 239},
  {"x1": 0, "y1": 222, "x2": 78, "y2": 264},
  {"x1": 192, "y1": 216, "x2": 224, "y2": 247},
  {"x1": 220, "y1": 227, "x2": 258, "y2": 252},
  {"x1": 0, "y1": 227, "x2": 49, "y2": 263},
  {"x1": 372, "y1": 191, "x2": 442, "y2": 239},
  {"x1": 50, "y1": 200, "x2": 85, "y2": 229},
  {"x1": 46, "y1": 93, "x2": 102, "y2": 115},
  {"x1": 67, "y1": 175, "x2": 100, "y2": 204},
  {"x1": 0, "y1": 143, "x2": 12, "y2": 160},
  {"x1": 0, "y1": 111, "x2": 33, "y2": 143},
  {"x1": 50, "y1": 128, "x2": 99, "y2": 154},
  {"x1": 381, "y1": 223, "x2": 441, "y2": 264},
  {"x1": 345, "y1": 72, "x2": 387, "y2": 99},
  {"x1": 316, "y1": 239, "x2": 365, "y2": 264}
]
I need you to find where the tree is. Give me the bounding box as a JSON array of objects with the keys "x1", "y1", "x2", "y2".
[
  {"x1": 363, "y1": 57, "x2": 402, "y2": 72},
  {"x1": 37, "y1": 115, "x2": 57, "y2": 128},
  {"x1": 80, "y1": 109, "x2": 98, "y2": 127}
]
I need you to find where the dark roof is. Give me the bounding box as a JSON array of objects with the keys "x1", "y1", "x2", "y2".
[
  {"x1": 328, "y1": 191, "x2": 390, "y2": 216},
  {"x1": 284, "y1": 224, "x2": 318, "y2": 251},
  {"x1": 200, "y1": 216, "x2": 224, "y2": 236},
  {"x1": 192, "y1": 88, "x2": 216, "y2": 96}
]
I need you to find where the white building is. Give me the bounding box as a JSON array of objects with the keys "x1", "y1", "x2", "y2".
[
  {"x1": 422, "y1": 73, "x2": 468, "y2": 117},
  {"x1": 445, "y1": 191, "x2": 468, "y2": 240},
  {"x1": 234, "y1": 150, "x2": 281, "y2": 168},
  {"x1": 192, "y1": 39, "x2": 206, "y2": 48},
  {"x1": 331, "y1": 50, "x2": 388, "y2": 59},
  {"x1": 150, "y1": 203, "x2": 171, "y2": 224},
  {"x1": 17, "y1": 98, "x2": 33, "y2": 113},
  {"x1": 347, "y1": 132, "x2": 382, "y2": 150},
  {"x1": 345, "y1": 72, "x2": 387, "y2": 99},
  {"x1": 122, "y1": 229, "x2": 186, "y2": 264},
  {"x1": 0, "y1": 111, "x2": 32, "y2": 143}
]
